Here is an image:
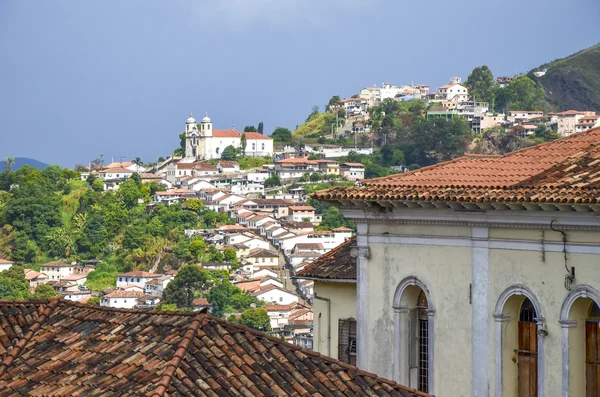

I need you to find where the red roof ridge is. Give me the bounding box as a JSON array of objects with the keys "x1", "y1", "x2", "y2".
[{"x1": 152, "y1": 313, "x2": 204, "y2": 397}]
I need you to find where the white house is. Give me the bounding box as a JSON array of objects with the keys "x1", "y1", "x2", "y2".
[
  {"x1": 230, "y1": 179, "x2": 264, "y2": 196},
  {"x1": 153, "y1": 188, "x2": 197, "y2": 204},
  {"x1": 265, "y1": 305, "x2": 292, "y2": 330},
  {"x1": 250, "y1": 268, "x2": 279, "y2": 280},
  {"x1": 340, "y1": 163, "x2": 365, "y2": 181},
  {"x1": 144, "y1": 275, "x2": 173, "y2": 297},
  {"x1": 245, "y1": 248, "x2": 279, "y2": 267},
  {"x1": 100, "y1": 290, "x2": 149, "y2": 309},
  {"x1": 104, "y1": 161, "x2": 147, "y2": 174},
  {"x1": 0, "y1": 259, "x2": 13, "y2": 272},
  {"x1": 40, "y1": 261, "x2": 76, "y2": 281},
  {"x1": 217, "y1": 161, "x2": 240, "y2": 173},
  {"x1": 116, "y1": 271, "x2": 163, "y2": 289},
  {"x1": 439, "y1": 82, "x2": 469, "y2": 102},
  {"x1": 60, "y1": 291, "x2": 92, "y2": 302},
  {"x1": 246, "y1": 169, "x2": 270, "y2": 183},
  {"x1": 253, "y1": 284, "x2": 299, "y2": 305},
  {"x1": 61, "y1": 274, "x2": 87, "y2": 286},
  {"x1": 287, "y1": 206, "x2": 321, "y2": 224}
]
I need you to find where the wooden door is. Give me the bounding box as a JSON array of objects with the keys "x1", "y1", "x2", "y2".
[
  {"x1": 517, "y1": 321, "x2": 538, "y2": 397},
  {"x1": 586, "y1": 321, "x2": 600, "y2": 397}
]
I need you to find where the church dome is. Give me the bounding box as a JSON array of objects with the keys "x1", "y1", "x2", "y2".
[
  {"x1": 186, "y1": 114, "x2": 196, "y2": 124},
  {"x1": 202, "y1": 113, "x2": 211, "y2": 123}
]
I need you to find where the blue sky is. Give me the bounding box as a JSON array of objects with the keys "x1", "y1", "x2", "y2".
[{"x1": 1, "y1": 0, "x2": 598, "y2": 167}]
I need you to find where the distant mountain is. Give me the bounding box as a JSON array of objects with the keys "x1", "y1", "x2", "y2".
[
  {"x1": 0, "y1": 157, "x2": 49, "y2": 170},
  {"x1": 532, "y1": 44, "x2": 600, "y2": 112}
]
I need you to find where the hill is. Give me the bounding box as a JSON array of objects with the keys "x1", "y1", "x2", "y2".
[
  {"x1": 0, "y1": 157, "x2": 49, "y2": 170},
  {"x1": 292, "y1": 112, "x2": 338, "y2": 139},
  {"x1": 533, "y1": 44, "x2": 600, "y2": 112}
]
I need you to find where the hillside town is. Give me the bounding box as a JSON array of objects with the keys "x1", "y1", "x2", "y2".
[{"x1": 1, "y1": 19, "x2": 600, "y2": 395}]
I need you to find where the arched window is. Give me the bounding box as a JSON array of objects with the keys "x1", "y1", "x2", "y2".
[{"x1": 393, "y1": 277, "x2": 434, "y2": 394}]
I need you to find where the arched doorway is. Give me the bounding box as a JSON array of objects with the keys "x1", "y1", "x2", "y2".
[
  {"x1": 586, "y1": 302, "x2": 600, "y2": 397},
  {"x1": 393, "y1": 277, "x2": 434, "y2": 394},
  {"x1": 494, "y1": 286, "x2": 544, "y2": 397},
  {"x1": 517, "y1": 298, "x2": 538, "y2": 397},
  {"x1": 560, "y1": 285, "x2": 600, "y2": 397}
]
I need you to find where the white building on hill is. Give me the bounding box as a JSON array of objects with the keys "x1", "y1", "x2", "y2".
[{"x1": 183, "y1": 114, "x2": 273, "y2": 160}]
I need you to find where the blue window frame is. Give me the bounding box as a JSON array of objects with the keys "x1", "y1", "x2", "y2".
[
  {"x1": 119, "y1": 277, "x2": 122, "y2": 282},
  {"x1": 137, "y1": 278, "x2": 141, "y2": 282}
]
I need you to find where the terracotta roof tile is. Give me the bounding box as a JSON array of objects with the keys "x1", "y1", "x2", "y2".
[
  {"x1": 0, "y1": 299, "x2": 427, "y2": 397},
  {"x1": 295, "y1": 238, "x2": 357, "y2": 281},
  {"x1": 315, "y1": 127, "x2": 600, "y2": 204}
]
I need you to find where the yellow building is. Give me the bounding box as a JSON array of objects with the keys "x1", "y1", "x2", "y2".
[
  {"x1": 294, "y1": 239, "x2": 357, "y2": 363},
  {"x1": 314, "y1": 127, "x2": 600, "y2": 397}
]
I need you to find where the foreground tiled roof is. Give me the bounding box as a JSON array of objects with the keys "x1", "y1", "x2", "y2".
[
  {"x1": 315, "y1": 127, "x2": 600, "y2": 204},
  {"x1": 295, "y1": 238, "x2": 357, "y2": 282},
  {"x1": 0, "y1": 299, "x2": 429, "y2": 397}
]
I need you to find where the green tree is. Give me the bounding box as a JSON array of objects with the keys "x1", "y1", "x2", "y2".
[
  {"x1": 221, "y1": 145, "x2": 238, "y2": 161},
  {"x1": 88, "y1": 297, "x2": 100, "y2": 305},
  {"x1": 0, "y1": 266, "x2": 30, "y2": 299},
  {"x1": 223, "y1": 248, "x2": 236, "y2": 262},
  {"x1": 32, "y1": 284, "x2": 58, "y2": 299},
  {"x1": 92, "y1": 178, "x2": 104, "y2": 192},
  {"x1": 238, "y1": 308, "x2": 271, "y2": 331},
  {"x1": 162, "y1": 265, "x2": 210, "y2": 308},
  {"x1": 243, "y1": 126, "x2": 257, "y2": 132},
  {"x1": 264, "y1": 175, "x2": 281, "y2": 187},
  {"x1": 208, "y1": 279, "x2": 239, "y2": 318},
  {"x1": 505, "y1": 75, "x2": 545, "y2": 111},
  {"x1": 533, "y1": 125, "x2": 559, "y2": 142},
  {"x1": 327, "y1": 95, "x2": 341, "y2": 111},
  {"x1": 189, "y1": 237, "x2": 206, "y2": 259},
  {"x1": 271, "y1": 127, "x2": 292, "y2": 143},
  {"x1": 257, "y1": 122, "x2": 264, "y2": 134},
  {"x1": 185, "y1": 198, "x2": 204, "y2": 212},
  {"x1": 117, "y1": 178, "x2": 142, "y2": 208},
  {"x1": 465, "y1": 65, "x2": 496, "y2": 103},
  {"x1": 229, "y1": 293, "x2": 260, "y2": 311},
  {"x1": 240, "y1": 133, "x2": 247, "y2": 157}
]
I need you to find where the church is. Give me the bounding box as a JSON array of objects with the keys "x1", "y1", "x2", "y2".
[{"x1": 183, "y1": 113, "x2": 273, "y2": 160}]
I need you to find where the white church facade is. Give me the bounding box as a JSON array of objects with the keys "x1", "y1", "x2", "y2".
[{"x1": 184, "y1": 114, "x2": 273, "y2": 160}]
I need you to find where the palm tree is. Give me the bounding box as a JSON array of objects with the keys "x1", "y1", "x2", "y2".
[
  {"x1": 133, "y1": 157, "x2": 143, "y2": 173},
  {"x1": 4, "y1": 157, "x2": 15, "y2": 171}
]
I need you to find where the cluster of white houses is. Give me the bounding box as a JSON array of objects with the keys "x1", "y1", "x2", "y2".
[{"x1": 296, "y1": 126, "x2": 600, "y2": 397}]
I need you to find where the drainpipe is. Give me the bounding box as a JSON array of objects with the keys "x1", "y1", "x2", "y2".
[{"x1": 314, "y1": 293, "x2": 331, "y2": 357}]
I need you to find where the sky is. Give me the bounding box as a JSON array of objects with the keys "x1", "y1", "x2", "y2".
[{"x1": 0, "y1": 0, "x2": 598, "y2": 167}]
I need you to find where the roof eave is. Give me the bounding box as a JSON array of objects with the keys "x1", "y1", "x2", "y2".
[{"x1": 292, "y1": 275, "x2": 357, "y2": 283}]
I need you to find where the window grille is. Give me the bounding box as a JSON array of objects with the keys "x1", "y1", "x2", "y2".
[
  {"x1": 338, "y1": 318, "x2": 357, "y2": 365},
  {"x1": 419, "y1": 319, "x2": 429, "y2": 393}
]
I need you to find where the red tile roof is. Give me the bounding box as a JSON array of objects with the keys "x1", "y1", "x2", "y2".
[
  {"x1": 100, "y1": 167, "x2": 134, "y2": 174},
  {"x1": 295, "y1": 243, "x2": 324, "y2": 250},
  {"x1": 288, "y1": 205, "x2": 316, "y2": 211},
  {"x1": 191, "y1": 297, "x2": 212, "y2": 306},
  {"x1": 0, "y1": 259, "x2": 12, "y2": 264},
  {"x1": 243, "y1": 132, "x2": 273, "y2": 140},
  {"x1": 295, "y1": 238, "x2": 357, "y2": 281},
  {"x1": 211, "y1": 129, "x2": 239, "y2": 138},
  {"x1": 315, "y1": 127, "x2": 600, "y2": 204},
  {"x1": 0, "y1": 299, "x2": 431, "y2": 396}
]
